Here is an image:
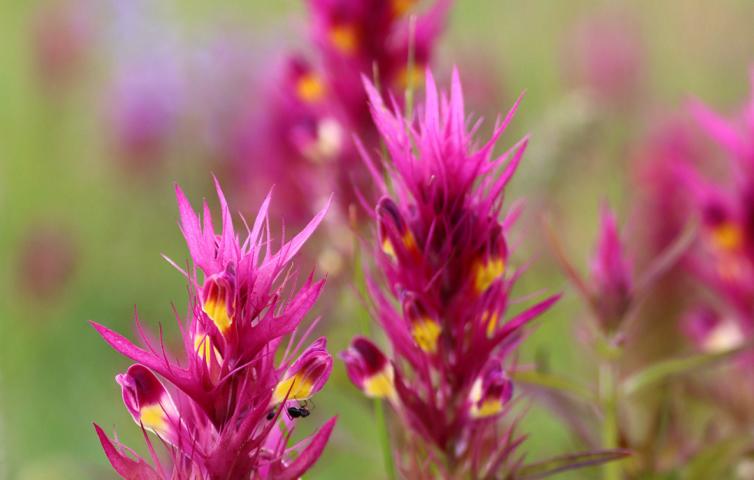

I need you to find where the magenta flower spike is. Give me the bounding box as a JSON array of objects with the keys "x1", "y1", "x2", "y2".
[
  {"x1": 92, "y1": 179, "x2": 336, "y2": 479},
  {"x1": 342, "y1": 68, "x2": 560, "y2": 476}
]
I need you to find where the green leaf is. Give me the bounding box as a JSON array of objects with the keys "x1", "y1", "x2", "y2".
[
  {"x1": 512, "y1": 370, "x2": 593, "y2": 402},
  {"x1": 622, "y1": 340, "x2": 754, "y2": 396},
  {"x1": 515, "y1": 449, "x2": 631, "y2": 479},
  {"x1": 682, "y1": 435, "x2": 749, "y2": 480}
]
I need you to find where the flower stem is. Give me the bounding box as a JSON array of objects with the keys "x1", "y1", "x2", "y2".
[
  {"x1": 405, "y1": 15, "x2": 417, "y2": 122},
  {"x1": 374, "y1": 398, "x2": 396, "y2": 480},
  {"x1": 599, "y1": 361, "x2": 620, "y2": 480}
]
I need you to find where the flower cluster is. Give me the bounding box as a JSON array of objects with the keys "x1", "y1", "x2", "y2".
[
  {"x1": 92, "y1": 180, "x2": 336, "y2": 479},
  {"x1": 342, "y1": 69, "x2": 560, "y2": 476},
  {"x1": 236, "y1": 0, "x2": 450, "y2": 221}
]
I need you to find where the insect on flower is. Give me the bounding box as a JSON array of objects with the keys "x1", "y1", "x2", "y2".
[{"x1": 92, "y1": 179, "x2": 337, "y2": 479}]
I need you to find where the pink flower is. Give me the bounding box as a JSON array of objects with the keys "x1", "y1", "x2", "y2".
[
  {"x1": 30, "y1": 0, "x2": 92, "y2": 94},
  {"x1": 589, "y1": 206, "x2": 632, "y2": 331},
  {"x1": 682, "y1": 306, "x2": 745, "y2": 354},
  {"x1": 562, "y1": 8, "x2": 644, "y2": 106},
  {"x1": 341, "y1": 336, "x2": 396, "y2": 400},
  {"x1": 343, "y1": 69, "x2": 559, "y2": 476},
  {"x1": 92, "y1": 179, "x2": 336, "y2": 479},
  {"x1": 633, "y1": 117, "x2": 701, "y2": 255},
  {"x1": 236, "y1": 0, "x2": 450, "y2": 224},
  {"x1": 673, "y1": 69, "x2": 754, "y2": 318},
  {"x1": 689, "y1": 67, "x2": 754, "y2": 165},
  {"x1": 16, "y1": 224, "x2": 78, "y2": 302}
]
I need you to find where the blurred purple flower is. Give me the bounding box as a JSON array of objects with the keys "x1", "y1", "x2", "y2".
[
  {"x1": 92, "y1": 179, "x2": 336, "y2": 479},
  {"x1": 342, "y1": 68, "x2": 559, "y2": 476},
  {"x1": 106, "y1": 57, "x2": 183, "y2": 170}
]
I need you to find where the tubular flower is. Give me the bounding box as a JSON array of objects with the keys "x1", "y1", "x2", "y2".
[
  {"x1": 116, "y1": 365, "x2": 183, "y2": 445},
  {"x1": 92, "y1": 179, "x2": 336, "y2": 479},
  {"x1": 272, "y1": 338, "x2": 333, "y2": 404},
  {"x1": 342, "y1": 69, "x2": 560, "y2": 477},
  {"x1": 341, "y1": 336, "x2": 397, "y2": 400},
  {"x1": 468, "y1": 362, "x2": 514, "y2": 419}
]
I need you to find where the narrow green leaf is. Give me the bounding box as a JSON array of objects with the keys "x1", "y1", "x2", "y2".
[
  {"x1": 632, "y1": 218, "x2": 698, "y2": 300},
  {"x1": 683, "y1": 435, "x2": 749, "y2": 480},
  {"x1": 622, "y1": 340, "x2": 754, "y2": 396},
  {"x1": 512, "y1": 370, "x2": 593, "y2": 402},
  {"x1": 515, "y1": 449, "x2": 630, "y2": 479}
]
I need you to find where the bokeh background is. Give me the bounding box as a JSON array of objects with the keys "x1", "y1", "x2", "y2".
[{"x1": 2, "y1": 0, "x2": 754, "y2": 478}]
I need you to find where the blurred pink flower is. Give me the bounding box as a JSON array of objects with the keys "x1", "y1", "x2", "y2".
[
  {"x1": 689, "y1": 68, "x2": 754, "y2": 165},
  {"x1": 16, "y1": 224, "x2": 78, "y2": 301},
  {"x1": 30, "y1": 0, "x2": 92, "y2": 94},
  {"x1": 674, "y1": 71, "x2": 754, "y2": 318},
  {"x1": 633, "y1": 117, "x2": 702, "y2": 256},
  {"x1": 234, "y1": 0, "x2": 450, "y2": 224},
  {"x1": 682, "y1": 306, "x2": 745, "y2": 354},
  {"x1": 563, "y1": 9, "x2": 644, "y2": 106}
]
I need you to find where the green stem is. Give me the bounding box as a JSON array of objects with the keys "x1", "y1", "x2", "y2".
[
  {"x1": 356, "y1": 232, "x2": 393, "y2": 477},
  {"x1": 600, "y1": 361, "x2": 620, "y2": 480},
  {"x1": 375, "y1": 398, "x2": 396, "y2": 480},
  {"x1": 405, "y1": 15, "x2": 417, "y2": 123}
]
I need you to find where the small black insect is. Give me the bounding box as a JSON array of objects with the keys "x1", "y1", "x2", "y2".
[
  {"x1": 287, "y1": 406, "x2": 311, "y2": 419},
  {"x1": 266, "y1": 410, "x2": 276, "y2": 421}
]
